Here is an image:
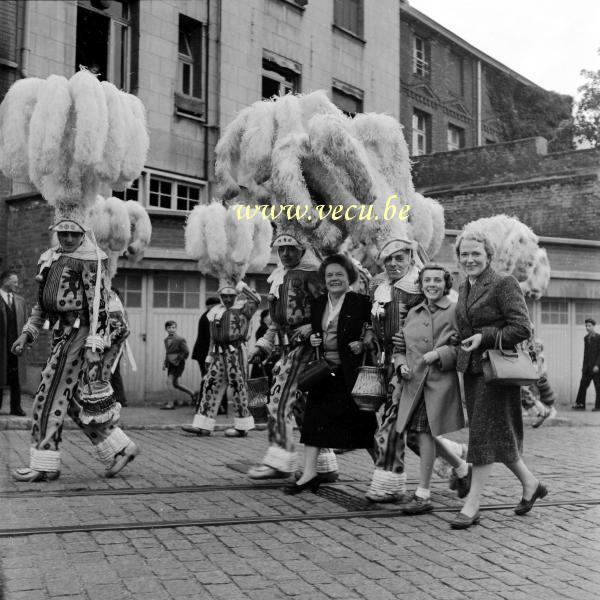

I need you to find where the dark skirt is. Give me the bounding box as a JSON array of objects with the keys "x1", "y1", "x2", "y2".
[
  {"x1": 167, "y1": 362, "x2": 185, "y2": 378},
  {"x1": 300, "y1": 368, "x2": 377, "y2": 449},
  {"x1": 464, "y1": 373, "x2": 523, "y2": 465}
]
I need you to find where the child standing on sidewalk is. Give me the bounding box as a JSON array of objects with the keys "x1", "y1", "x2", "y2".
[{"x1": 161, "y1": 320, "x2": 195, "y2": 410}]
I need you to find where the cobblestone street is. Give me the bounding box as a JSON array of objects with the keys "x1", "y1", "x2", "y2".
[{"x1": 1, "y1": 409, "x2": 599, "y2": 600}]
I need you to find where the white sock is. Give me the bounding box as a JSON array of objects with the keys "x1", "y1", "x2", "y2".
[
  {"x1": 455, "y1": 462, "x2": 469, "y2": 478},
  {"x1": 415, "y1": 486, "x2": 430, "y2": 500}
]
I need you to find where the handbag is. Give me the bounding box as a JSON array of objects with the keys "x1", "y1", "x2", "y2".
[
  {"x1": 297, "y1": 347, "x2": 333, "y2": 392},
  {"x1": 481, "y1": 331, "x2": 538, "y2": 386}
]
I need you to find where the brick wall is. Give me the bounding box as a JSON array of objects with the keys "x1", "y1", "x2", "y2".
[
  {"x1": 431, "y1": 178, "x2": 599, "y2": 240},
  {"x1": 0, "y1": 0, "x2": 19, "y2": 270},
  {"x1": 6, "y1": 194, "x2": 54, "y2": 387},
  {"x1": 412, "y1": 138, "x2": 600, "y2": 240},
  {"x1": 413, "y1": 137, "x2": 600, "y2": 190}
]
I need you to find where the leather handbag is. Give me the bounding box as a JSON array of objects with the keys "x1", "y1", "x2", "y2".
[
  {"x1": 482, "y1": 331, "x2": 538, "y2": 386},
  {"x1": 297, "y1": 347, "x2": 333, "y2": 392}
]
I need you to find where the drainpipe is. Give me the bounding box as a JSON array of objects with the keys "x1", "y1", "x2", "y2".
[
  {"x1": 18, "y1": 0, "x2": 31, "y2": 78},
  {"x1": 476, "y1": 59, "x2": 482, "y2": 146},
  {"x1": 203, "y1": 0, "x2": 211, "y2": 183}
]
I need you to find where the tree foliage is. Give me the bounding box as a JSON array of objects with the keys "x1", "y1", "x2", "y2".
[
  {"x1": 574, "y1": 61, "x2": 600, "y2": 148},
  {"x1": 486, "y1": 69, "x2": 574, "y2": 151}
]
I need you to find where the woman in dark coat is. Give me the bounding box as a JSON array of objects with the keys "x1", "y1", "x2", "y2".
[
  {"x1": 285, "y1": 254, "x2": 376, "y2": 494},
  {"x1": 452, "y1": 229, "x2": 547, "y2": 529}
]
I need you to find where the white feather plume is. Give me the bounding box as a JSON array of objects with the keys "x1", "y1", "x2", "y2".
[
  {"x1": 97, "y1": 81, "x2": 128, "y2": 183},
  {"x1": 69, "y1": 69, "x2": 108, "y2": 167},
  {"x1": 0, "y1": 77, "x2": 44, "y2": 179},
  {"x1": 124, "y1": 200, "x2": 152, "y2": 261},
  {"x1": 28, "y1": 75, "x2": 72, "y2": 187}
]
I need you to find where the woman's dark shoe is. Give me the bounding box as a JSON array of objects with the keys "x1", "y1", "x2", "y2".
[
  {"x1": 515, "y1": 482, "x2": 548, "y2": 515},
  {"x1": 450, "y1": 510, "x2": 480, "y2": 529},
  {"x1": 284, "y1": 475, "x2": 321, "y2": 495}
]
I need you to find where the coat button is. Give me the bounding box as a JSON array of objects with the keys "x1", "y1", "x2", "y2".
[{"x1": 424, "y1": 338, "x2": 429, "y2": 343}]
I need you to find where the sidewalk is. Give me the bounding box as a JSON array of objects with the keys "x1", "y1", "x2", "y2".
[
  {"x1": 1, "y1": 394, "x2": 600, "y2": 430},
  {"x1": 0, "y1": 394, "x2": 245, "y2": 431}
]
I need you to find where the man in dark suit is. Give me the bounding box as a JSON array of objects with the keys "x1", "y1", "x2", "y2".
[
  {"x1": 192, "y1": 296, "x2": 222, "y2": 410},
  {"x1": 0, "y1": 270, "x2": 27, "y2": 416},
  {"x1": 573, "y1": 317, "x2": 600, "y2": 410}
]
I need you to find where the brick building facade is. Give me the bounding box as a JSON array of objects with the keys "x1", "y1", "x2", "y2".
[{"x1": 399, "y1": 1, "x2": 572, "y2": 156}]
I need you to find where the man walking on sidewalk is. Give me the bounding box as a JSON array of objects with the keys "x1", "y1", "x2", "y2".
[
  {"x1": 573, "y1": 318, "x2": 600, "y2": 410},
  {"x1": 0, "y1": 270, "x2": 27, "y2": 416}
]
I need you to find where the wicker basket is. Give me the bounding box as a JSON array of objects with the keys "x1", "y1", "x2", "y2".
[
  {"x1": 247, "y1": 375, "x2": 269, "y2": 408},
  {"x1": 79, "y1": 378, "x2": 119, "y2": 424},
  {"x1": 352, "y1": 365, "x2": 387, "y2": 411},
  {"x1": 351, "y1": 342, "x2": 387, "y2": 412}
]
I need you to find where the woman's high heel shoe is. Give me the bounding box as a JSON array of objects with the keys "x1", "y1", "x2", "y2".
[{"x1": 284, "y1": 475, "x2": 321, "y2": 495}]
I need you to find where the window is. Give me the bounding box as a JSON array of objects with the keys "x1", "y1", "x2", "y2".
[
  {"x1": 333, "y1": 0, "x2": 363, "y2": 38},
  {"x1": 448, "y1": 52, "x2": 464, "y2": 96},
  {"x1": 412, "y1": 36, "x2": 430, "y2": 78},
  {"x1": 332, "y1": 83, "x2": 363, "y2": 118},
  {"x1": 262, "y1": 58, "x2": 300, "y2": 99},
  {"x1": 113, "y1": 171, "x2": 207, "y2": 211},
  {"x1": 148, "y1": 174, "x2": 207, "y2": 212},
  {"x1": 447, "y1": 124, "x2": 465, "y2": 151},
  {"x1": 112, "y1": 273, "x2": 143, "y2": 308},
  {"x1": 153, "y1": 275, "x2": 200, "y2": 309},
  {"x1": 149, "y1": 178, "x2": 172, "y2": 210},
  {"x1": 112, "y1": 178, "x2": 140, "y2": 202},
  {"x1": 176, "y1": 14, "x2": 206, "y2": 118},
  {"x1": 76, "y1": 0, "x2": 130, "y2": 90},
  {"x1": 412, "y1": 109, "x2": 431, "y2": 156},
  {"x1": 575, "y1": 301, "x2": 600, "y2": 326},
  {"x1": 541, "y1": 299, "x2": 568, "y2": 325}
]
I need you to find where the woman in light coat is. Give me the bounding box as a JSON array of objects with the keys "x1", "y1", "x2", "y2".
[{"x1": 395, "y1": 264, "x2": 470, "y2": 514}]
